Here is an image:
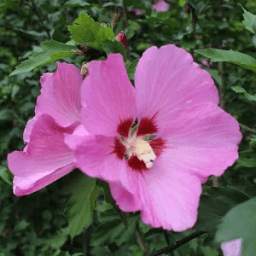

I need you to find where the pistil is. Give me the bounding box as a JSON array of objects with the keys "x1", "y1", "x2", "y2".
[{"x1": 115, "y1": 118, "x2": 165, "y2": 171}]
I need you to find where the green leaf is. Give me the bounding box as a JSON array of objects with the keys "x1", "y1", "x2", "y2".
[
  {"x1": 208, "y1": 69, "x2": 222, "y2": 86},
  {"x1": 10, "y1": 40, "x2": 76, "y2": 76},
  {"x1": 0, "y1": 109, "x2": 14, "y2": 121},
  {"x1": 92, "y1": 214, "x2": 136, "y2": 247},
  {"x1": 66, "y1": 172, "x2": 98, "y2": 238},
  {"x1": 65, "y1": 0, "x2": 90, "y2": 7},
  {"x1": 41, "y1": 40, "x2": 76, "y2": 58},
  {"x1": 216, "y1": 197, "x2": 256, "y2": 256},
  {"x1": 68, "y1": 12, "x2": 115, "y2": 51},
  {"x1": 231, "y1": 86, "x2": 256, "y2": 102},
  {"x1": 44, "y1": 228, "x2": 69, "y2": 249},
  {"x1": 197, "y1": 187, "x2": 248, "y2": 232},
  {"x1": 242, "y1": 8, "x2": 256, "y2": 34},
  {"x1": 0, "y1": 166, "x2": 12, "y2": 185},
  {"x1": 237, "y1": 151, "x2": 256, "y2": 168},
  {"x1": 178, "y1": 0, "x2": 187, "y2": 7},
  {"x1": 196, "y1": 48, "x2": 256, "y2": 72},
  {"x1": 103, "y1": 40, "x2": 126, "y2": 56},
  {"x1": 10, "y1": 51, "x2": 50, "y2": 76}
]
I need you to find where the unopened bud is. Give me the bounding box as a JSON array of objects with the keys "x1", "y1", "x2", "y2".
[
  {"x1": 115, "y1": 31, "x2": 128, "y2": 48},
  {"x1": 80, "y1": 63, "x2": 88, "y2": 76}
]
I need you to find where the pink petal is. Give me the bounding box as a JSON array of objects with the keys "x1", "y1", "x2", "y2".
[
  {"x1": 23, "y1": 116, "x2": 37, "y2": 143},
  {"x1": 64, "y1": 124, "x2": 89, "y2": 150},
  {"x1": 108, "y1": 150, "x2": 202, "y2": 231},
  {"x1": 139, "y1": 155, "x2": 202, "y2": 231},
  {"x1": 13, "y1": 164, "x2": 74, "y2": 196},
  {"x1": 8, "y1": 115, "x2": 74, "y2": 196},
  {"x1": 166, "y1": 103, "x2": 241, "y2": 178},
  {"x1": 152, "y1": 0, "x2": 170, "y2": 12},
  {"x1": 221, "y1": 239, "x2": 242, "y2": 256},
  {"x1": 81, "y1": 54, "x2": 136, "y2": 136},
  {"x1": 134, "y1": 45, "x2": 219, "y2": 132},
  {"x1": 73, "y1": 135, "x2": 139, "y2": 193},
  {"x1": 109, "y1": 182, "x2": 141, "y2": 212},
  {"x1": 36, "y1": 62, "x2": 82, "y2": 127}
]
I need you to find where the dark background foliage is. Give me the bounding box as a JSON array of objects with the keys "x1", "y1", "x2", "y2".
[{"x1": 1, "y1": 0, "x2": 256, "y2": 255}]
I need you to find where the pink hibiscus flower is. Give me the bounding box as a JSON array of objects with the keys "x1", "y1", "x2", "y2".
[
  {"x1": 152, "y1": 0, "x2": 170, "y2": 12},
  {"x1": 221, "y1": 239, "x2": 242, "y2": 256},
  {"x1": 8, "y1": 63, "x2": 83, "y2": 196},
  {"x1": 67, "y1": 44, "x2": 242, "y2": 231},
  {"x1": 130, "y1": 0, "x2": 169, "y2": 16}
]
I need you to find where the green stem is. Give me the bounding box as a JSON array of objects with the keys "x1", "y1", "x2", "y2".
[
  {"x1": 240, "y1": 123, "x2": 256, "y2": 133},
  {"x1": 121, "y1": 0, "x2": 128, "y2": 26},
  {"x1": 217, "y1": 62, "x2": 225, "y2": 108},
  {"x1": 150, "y1": 231, "x2": 206, "y2": 256},
  {"x1": 83, "y1": 226, "x2": 92, "y2": 256},
  {"x1": 135, "y1": 224, "x2": 149, "y2": 256},
  {"x1": 163, "y1": 231, "x2": 170, "y2": 246}
]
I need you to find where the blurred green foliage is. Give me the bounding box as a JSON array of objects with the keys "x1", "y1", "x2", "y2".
[
  {"x1": 216, "y1": 197, "x2": 256, "y2": 256},
  {"x1": 1, "y1": 0, "x2": 256, "y2": 255}
]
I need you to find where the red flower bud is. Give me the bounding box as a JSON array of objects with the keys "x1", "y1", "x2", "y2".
[{"x1": 116, "y1": 31, "x2": 128, "y2": 48}]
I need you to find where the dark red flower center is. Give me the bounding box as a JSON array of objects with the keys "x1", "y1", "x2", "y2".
[{"x1": 114, "y1": 118, "x2": 165, "y2": 171}]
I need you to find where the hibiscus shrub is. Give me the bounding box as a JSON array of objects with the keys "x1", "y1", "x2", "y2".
[{"x1": 1, "y1": 0, "x2": 256, "y2": 256}]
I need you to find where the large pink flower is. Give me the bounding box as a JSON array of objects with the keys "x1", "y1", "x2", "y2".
[
  {"x1": 221, "y1": 239, "x2": 242, "y2": 256},
  {"x1": 8, "y1": 63, "x2": 83, "y2": 196},
  {"x1": 68, "y1": 44, "x2": 242, "y2": 231}
]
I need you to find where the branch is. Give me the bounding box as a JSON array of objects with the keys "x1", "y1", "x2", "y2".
[
  {"x1": 150, "y1": 231, "x2": 206, "y2": 256},
  {"x1": 240, "y1": 123, "x2": 256, "y2": 133},
  {"x1": 163, "y1": 231, "x2": 170, "y2": 246},
  {"x1": 83, "y1": 226, "x2": 92, "y2": 256},
  {"x1": 121, "y1": 0, "x2": 128, "y2": 26},
  {"x1": 135, "y1": 224, "x2": 149, "y2": 256}
]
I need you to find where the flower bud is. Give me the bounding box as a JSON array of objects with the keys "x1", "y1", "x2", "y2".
[{"x1": 115, "y1": 31, "x2": 128, "y2": 48}]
